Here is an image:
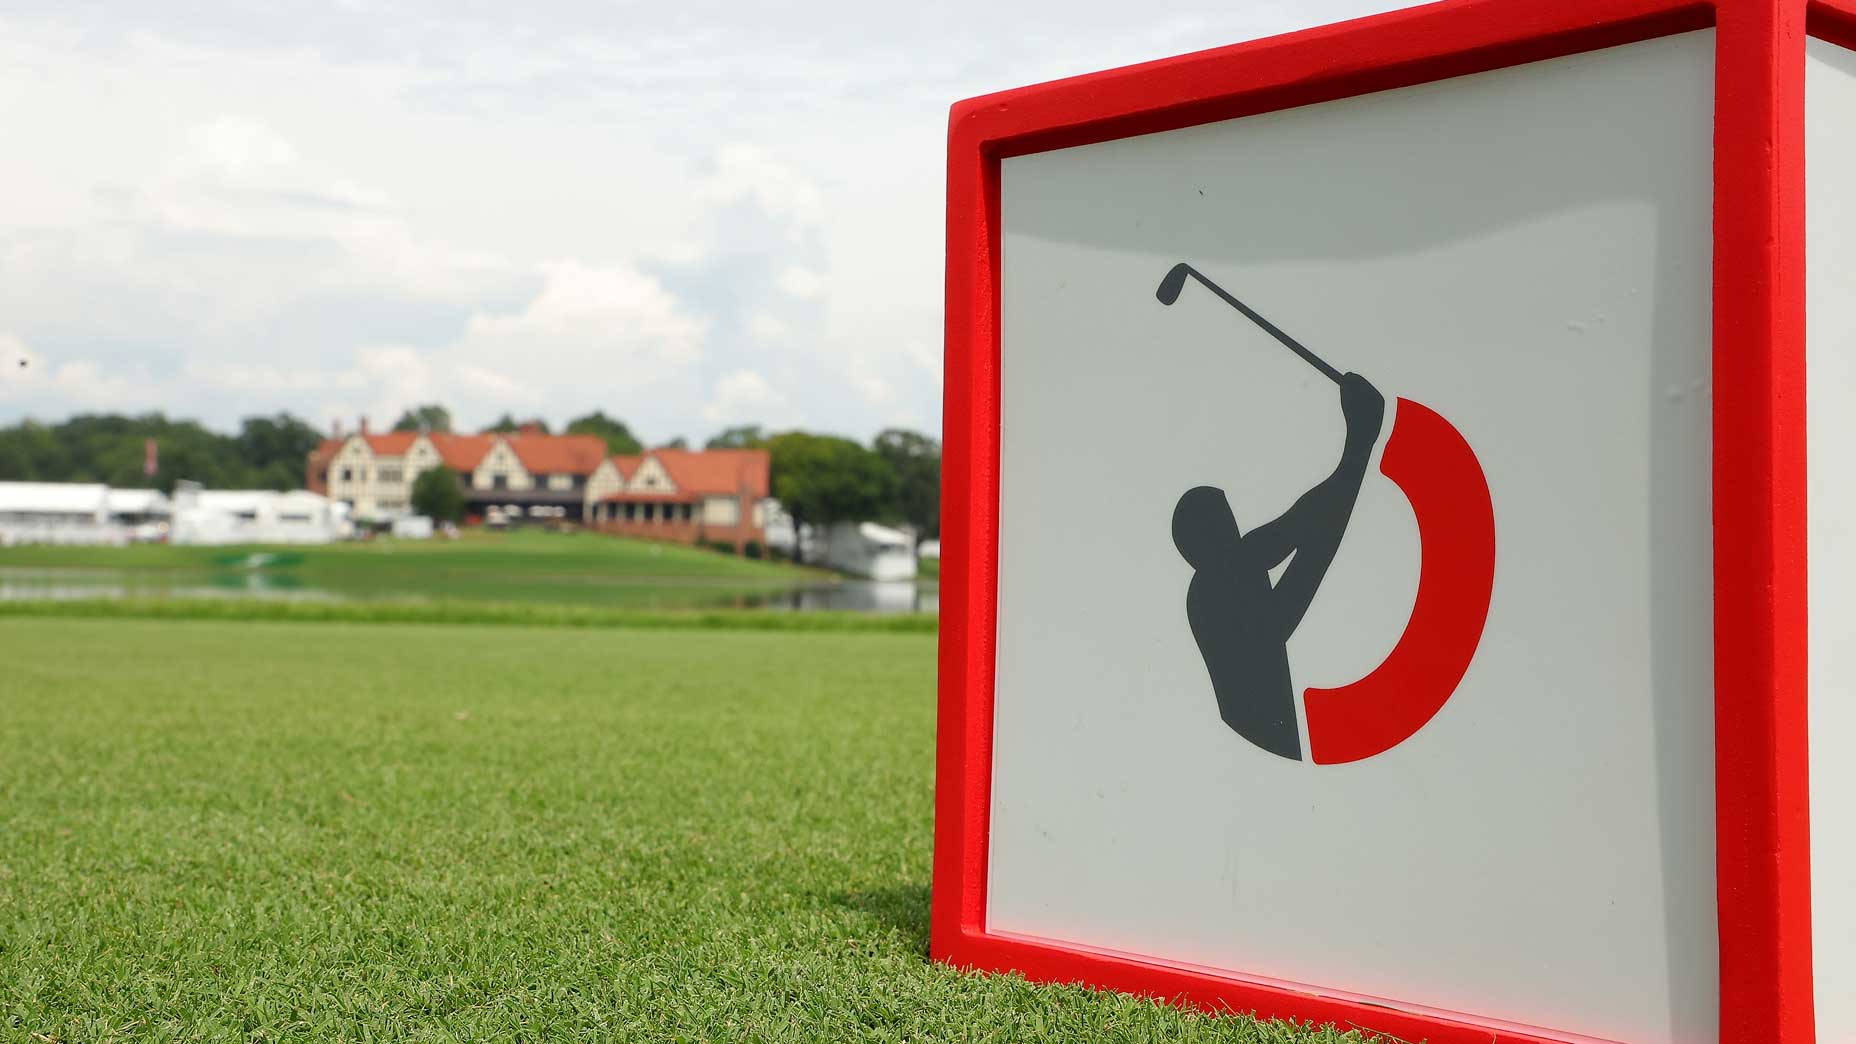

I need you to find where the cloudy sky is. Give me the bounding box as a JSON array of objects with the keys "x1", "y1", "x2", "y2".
[{"x1": 0, "y1": 0, "x2": 1399, "y2": 445}]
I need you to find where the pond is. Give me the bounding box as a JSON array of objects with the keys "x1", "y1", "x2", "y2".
[{"x1": 0, "y1": 567, "x2": 939, "y2": 615}]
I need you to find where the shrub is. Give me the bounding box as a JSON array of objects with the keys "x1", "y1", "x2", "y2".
[{"x1": 410, "y1": 465, "x2": 465, "y2": 523}]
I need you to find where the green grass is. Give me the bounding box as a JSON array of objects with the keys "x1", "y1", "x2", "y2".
[
  {"x1": 0, "y1": 596, "x2": 935, "y2": 633},
  {"x1": 0, "y1": 529, "x2": 829, "y2": 609},
  {"x1": 0, "y1": 618, "x2": 1368, "y2": 1043}
]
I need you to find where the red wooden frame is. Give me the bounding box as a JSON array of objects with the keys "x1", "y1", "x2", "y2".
[{"x1": 936, "y1": 0, "x2": 1856, "y2": 1040}]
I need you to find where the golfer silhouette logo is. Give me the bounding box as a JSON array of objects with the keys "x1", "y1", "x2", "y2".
[{"x1": 1159, "y1": 263, "x2": 1496, "y2": 765}]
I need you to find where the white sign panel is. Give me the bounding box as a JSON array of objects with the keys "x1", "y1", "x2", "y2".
[{"x1": 986, "y1": 31, "x2": 1716, "y2": 1044}]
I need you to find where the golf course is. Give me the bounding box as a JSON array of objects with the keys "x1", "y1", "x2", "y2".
[{"x1": 0, "y1": 533, "x2": 1367, "y2": 1042}]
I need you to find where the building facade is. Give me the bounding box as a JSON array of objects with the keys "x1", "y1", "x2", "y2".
[
  {"x1": 308, "y1": 424, "x2": 605, "y2": 522},
  {"x1": 584, "y1": 448, "x2": 771, "y2": 550},
  {"x1": 308, "y1": 426, "x2": 770, "y2": 547}
]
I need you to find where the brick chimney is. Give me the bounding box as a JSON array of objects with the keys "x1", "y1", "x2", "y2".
[
  {"x1": 359, "y1": 416, "x2": 370, "y2": 436},
  {"x1": 519, "y1": 421, "x2": 543, "y2": 437}
]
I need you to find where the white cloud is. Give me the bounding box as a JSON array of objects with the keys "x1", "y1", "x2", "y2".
[
  {"x1": 140, "y1": 115, "x2": 513, "y2": 304},
  {"x1": 696, "y1": 144, "x2": 824, "y2": 229},
  {"x1": 455, "y1": 363, "x2": 537, "y2": 404},
  {"x1": 461, "y1": 261, "x2": 702, "y2": 359},
  {"x1": 0, "y1": 0, "x2": 1405, "y2": 443},
  {"x1": 0, "y1": 335, "x2": 46, "y2": 406},
  {"x1": 853, "y1": 373, "x2": 892, "y2": 407},
  {"x1": 0, "y1": 334, "x2": 34, "y2": 377},
  {"x1": 901, "y1": 340, "x2": 942, "y2": 384},
  {"x1": 746, "y1": 312, "x2": 791, "y2": 343},
  {"x1": 306, "y1": 260, "x2": 714, "y2": 433},
  {"x1": 776, "y1": 265, "x2": 825, "y2": 301},
  {"x1": 176, "y1": 116, "x2": 300, "y2": 182},
  {"x1": 702, "y1": 369, "x2": 791, "y2": 426},
  {"x1": 448, "y1": 260, "x2": 706, "y2": 413},
  {"x1": 0, "y1": 335, "x2": 158, "y2": 414}
]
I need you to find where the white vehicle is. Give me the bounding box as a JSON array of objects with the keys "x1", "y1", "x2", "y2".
[{"x1": 820, "y1": 520, "x2": 917, "y2": 581}]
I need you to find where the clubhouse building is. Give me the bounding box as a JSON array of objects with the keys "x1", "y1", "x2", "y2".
[
  {"x1": 583, "y1": 448, "x2": 770, "y2": 550},
  {"x1": 308, "y1": 424, "x2": 771, "y2": 548}
]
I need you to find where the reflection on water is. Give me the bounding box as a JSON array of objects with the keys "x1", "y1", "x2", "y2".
[
  {"x1": 0, "y1": 569, "x2": 345, "y2": 603},
  {"x1": 748, "y1": 581, "x2": 939, "y2": 614},
  {"x1": 0, "y1": 568, "x2": 938, "y2": 615}
]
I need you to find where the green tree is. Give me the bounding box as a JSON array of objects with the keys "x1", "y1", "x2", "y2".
[
  {"x1": 657, "y1": 436, "x2": 690, "y2": 451},
  {"x1": 565, "y1": 411, "x2": 643, "y2": 455},
  {"x1": 0, "y1": 419, "x2": 69, "y2": 481},
  {"x1": 873, "y1": 428, "x2": 940, "y2": 543},
  {"x1": 0, "y1": 411, "x2": 324, "y2": 492},
  {"x1": 392, "y1": 404, "x2": 453, "y2": 433},
  {"x1": 705, "y1": 425, "x2": 767, "y2": 450},
  {"x1": 236, "y1": 414, "x2": 323, "y2": 491},
  {"x1": 767, "y1": 432, "x2": 896, "y2": 548},
  {"x1": 410, "y1": 465, "x2": 465, "y2": 522}
]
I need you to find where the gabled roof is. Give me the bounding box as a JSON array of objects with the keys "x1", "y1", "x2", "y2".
[
  {"x1": 362, "y1": 432, "x2": 418, "y2": 455},
  {"x1": 427, "y1": 433, "x2": 496, "y2": 472},
  {"x1": 606, "y1": 455, "x2": 642, "y2": 481},
  {"x1": 505, "y1": 434, "x2": 606, "y2": 475},
  {"x1": 648, "y1": 448, "x2": 770, "y2": 498}
]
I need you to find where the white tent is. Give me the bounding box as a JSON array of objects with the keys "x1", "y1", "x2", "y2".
[
  {"x1": 170, "y1": 485, "x2": 348, "y2": 545},
  {"x1": 0, "y1": 481, "x2": 172, "y2": 545},
  {"x1": 105, "y1": 488, "x2": 169, "y2": 518},
  {"x1": 105, "y1": 488, "x2": 171, "y2": 542}
]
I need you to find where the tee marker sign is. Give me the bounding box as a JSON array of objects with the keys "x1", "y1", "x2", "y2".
[{"x1": 932, "y1": 2, "x2": 1856, "y2": 1042}]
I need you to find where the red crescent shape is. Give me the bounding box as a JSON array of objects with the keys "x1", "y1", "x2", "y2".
[{"x1": 1303, "y1": 398, "x2": 1495, "y2": 766}]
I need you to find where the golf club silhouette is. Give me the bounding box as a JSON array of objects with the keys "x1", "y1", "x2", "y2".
[
  {"x1": 1156, "y1": 262, "x2": 1343, "y2": 384},
  {"x1": 1158, "y1": 261, "x2": 1497, "y2": 765}
]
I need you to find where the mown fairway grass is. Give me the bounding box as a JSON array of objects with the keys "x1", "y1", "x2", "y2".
[
  {"x1": 0, "y1": 597, "x2": 936, "y2": 634},
  {"x1": 0, "y1": 529, "x2": 829, "y2": 609},
  {"x1": 0, "y1": 618, "x2": 1365, "y2": 1043}
]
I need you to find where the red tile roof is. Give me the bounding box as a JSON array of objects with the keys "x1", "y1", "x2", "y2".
[
  {"x1": 607, "y1": 455, "x2": 642, "y2": 481},
  {"x1": 505, "y1": 434, "x2": 607, "y2": 475},
  {"x1": 311, "y1": 431, "x2": 606, "y2": 475},
  {"x1": 311, "y1": 434, "x2": 758, "y2": 492},
  {"x1": 306, "y1": 439, "x2": 341, "y2": 494},
  {"x1": 427, "y1": 433, "x2": 496, "y2": 472},
  {"x1": 363, "y1": 432, "x2": 419, "y2": 455},
  {"x1": 650, "y1": 449, "x2": 770, "y2": 498}
]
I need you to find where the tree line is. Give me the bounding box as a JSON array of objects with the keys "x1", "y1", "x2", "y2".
[
  {"x1": 0, "y1": 412, "x2": 324, "y2": 493},
  {"x1": 0, "y1": 406, "x2": 941, "y2": 541}
]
